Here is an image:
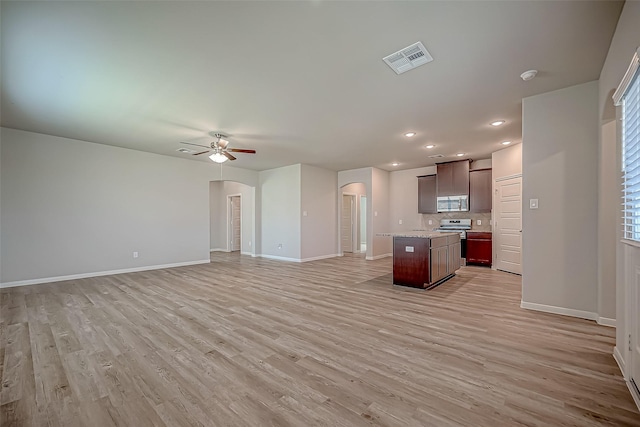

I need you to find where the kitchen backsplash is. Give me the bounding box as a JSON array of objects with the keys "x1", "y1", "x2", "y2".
[{"x1": 420, "y1": 212, "x2": 492, "y2": 232}]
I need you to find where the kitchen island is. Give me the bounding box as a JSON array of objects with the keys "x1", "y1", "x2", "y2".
[{"x1": 378, "y1": 232, "x2": 461, "y2": 289}]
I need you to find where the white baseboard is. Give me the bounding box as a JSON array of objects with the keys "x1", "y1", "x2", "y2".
[
  {"x1": 629, "y1": 379, "x2": 640, "y2": 412},
  {"x1": 259, "y1": 254, "x2": 300, "y2": 262},
  {"x1": 257, "y1": 253, "x2": 340, "y2": 263},
  {"x1": 210, "y1": 248, "x2": 229, "y2": 253},
  {"x1": 366, "y1": 253, "x2": 392, "y2": 261},
  {"x1": 0, "y1": 259, "x2": 211, "y2": 289},
  {"x1": 520, "y1": 301, "x2": 597, "y2": 321},
  {"x1": 240, "y1": 251, "x2": 253, "y2": 256},
  {"x1": 597, "y1": 317, "x2": 617, "y2": 327},
  {"x1": 614, "y1": 346, "x2": 627, "y2": 379},
  {"x1": 617, "y1": 346, "x2": 640, "y2": 411},
  {"x1": 300, "y1": 253, "x2": 339, "y2": 263}
]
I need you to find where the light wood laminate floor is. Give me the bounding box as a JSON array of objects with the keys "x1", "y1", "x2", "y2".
[{"x1": 1, "y1": 253, "x2": 639, "y2": 426}]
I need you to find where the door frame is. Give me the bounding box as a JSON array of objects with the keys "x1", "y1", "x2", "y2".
[
  {"x1": 359, "y1": 194, "x2": 367, "y2": 253},
  {"x1": 341, "y1": 193, "x2": 357, "y2": 254},
  {"x1": 227, "y1": 193, "x2": 242, "y2": 252}
]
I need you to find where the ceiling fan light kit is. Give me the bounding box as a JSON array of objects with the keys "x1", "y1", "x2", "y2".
[
  {"x1": 209, "y1": 152, "x2": 228, "y2": 163},
  {"x1": 179, "y1": 133, "x2": 256, "y2": 163}
]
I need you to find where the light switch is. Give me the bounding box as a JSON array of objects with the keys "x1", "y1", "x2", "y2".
[
  {"x1": 477, "y1": 220, "x2": 482, "y2": 226},
  {"x1": 530, "y1": 199, "x2": 539, "y2": 209},
  {"x1": 303, "y1": 210, "x2": 308, "y2": 217},
  {"x1": 374, "y1": 211, "x2": 378, "y2": 217},
  {"x1": 405, "y1": 246, "x2": 414, "y2": 253},
  {"x1": 399, "y1": 219, "x2": 403, "y2": 225},
  {"x1": 428, "y1": 220, "x2": 433, "y2": 225}
]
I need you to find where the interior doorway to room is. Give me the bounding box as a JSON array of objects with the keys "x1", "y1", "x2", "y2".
[
  {"x1": 494, "y1": 175, "x2": 522, "y2": 274},
  {"x1": 341, "y1": 194, "x2": 355, "y2": 253},
  {"x1": 228, "y1": 195, "x2": 241, "y2": 252},
  {"x1": 360, "y1": 196, "x2": 367, "y2": 252},
  {"x1": 209, "y1": 181, "x2": 254, "y2": 256},
  {"x1": 340, "y1": 182, "x2": 367, "y2": 256}
]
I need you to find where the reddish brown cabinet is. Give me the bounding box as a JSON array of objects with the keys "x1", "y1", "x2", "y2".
[
  {"x1": 418, "y1": 175, "x2": 437, "y2": 214},
  {"x1": 469, "y1": 168, "x2": 492, "y2": 213},
  {"x1": 436, "y1": 160, "x2": 469, "y2": 197},
  {"x1": 466, "y1": 231, "x2": 492, "y2": 266}
]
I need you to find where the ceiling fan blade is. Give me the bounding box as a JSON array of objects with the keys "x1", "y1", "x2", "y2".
[
  {"x1": 223, "y1": 151, "x2": 237, "y2": 161},
  {"x1": 227, "y1": 148, "x2": 256, "y2": 154},
  {"x1": 192, "y1": 150, "x2": 210, "y2": 156},
  {"x1": 181, "y1": 141, "x2": 211, "y2": 149},
  {"x1": 218, "y1": 139, "x2": 229, "y2": 149}
]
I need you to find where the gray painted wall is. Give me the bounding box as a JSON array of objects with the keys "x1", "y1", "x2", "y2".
[
  {"x1": 492, "y1": 143, "x2": 522, "y2": 180},
  {"x1": 598, "y1": 120, "x2": 617, "y2": 321},
  {"x1": 2, "y1": 128, "x2": 210, "y2": 283},
  {"x1": 1, "y1": 127, "x2": 260, "y2": 285},
  {"x1": 301, "y1": 165, "x2": 338, "y2": 260},
  {"x1": 210, "y1": 181, "x2": 223, "y2": 250},
  {"x1": 259, "y1": 164, "x2": 301, "y2": 259},
  {"x1": 371, "y1": 168, "x2": 391, "y2": 258},
  {"x1": 522, "y1": 81, "x2": 599, "y2": 314}
]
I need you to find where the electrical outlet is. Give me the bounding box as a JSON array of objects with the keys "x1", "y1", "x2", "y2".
[
  {"x1": 249, "y1": 241, "x2": 252, "y2": 247},
  {"x1": 428, "y1": 220, "x2": 433, "y2": 225},
  {"x1": 277, "y1": 244, "x2": 282, "y2": 250},
  {"x1": 303, "y1": 211, "x2": 308, "y2": 217},
  {"x1": 399, "y1": 219, "x2": 403, "y2": 225},
  {"x1": 477, "y1": 220, "x2": 482, "y2": 226},
  {"x1": 133, "y1": 251, "x2": 139, "y2": 258},
  {"x1": 374, "y1": 211, "x2": 378, "y2": 217}
]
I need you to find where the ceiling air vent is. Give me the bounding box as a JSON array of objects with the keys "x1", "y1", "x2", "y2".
[
  {"x1": 383, "y1": 41, "x2": 433, "y2": 75},
  {"x1": 176, "y1": 148, "x2": 193, "y2": 154},
  {"x1": 428, "y1": 154, "x2": 445, "y2": 158}
]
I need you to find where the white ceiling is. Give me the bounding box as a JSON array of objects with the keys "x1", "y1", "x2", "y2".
[{"x1": 1, "y1": 1, "x2": 623, "y2": 172}]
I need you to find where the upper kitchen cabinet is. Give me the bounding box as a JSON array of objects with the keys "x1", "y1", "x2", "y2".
[
  {"x1": 418, "y1": 175, "x2": 437, "y2": 214},
  {"x1": 437, "y1": 160, "x2": 470, "y2": 196},
  {"x1": 469, "y1": 168, "x2": 492, "y2": 212}
]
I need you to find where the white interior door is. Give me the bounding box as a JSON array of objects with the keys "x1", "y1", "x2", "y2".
[
  {"x1": 494, "y1": 176, "x2": 522, "y2": 274},
  {"x1": 229, "y1": 195, "x2": 241, "y2": 252},
  {"x1": 341, "y1": 194, "x2": 354, "y2": 253}
]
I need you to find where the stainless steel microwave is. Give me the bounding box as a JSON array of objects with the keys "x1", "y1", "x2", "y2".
[{"x1": 436, "y1": 195, "x2": 469, "y2": 212}]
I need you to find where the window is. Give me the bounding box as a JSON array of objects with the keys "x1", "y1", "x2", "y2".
[{"x1": 615, "y1": 48, "x2": 640, "y2": 241}]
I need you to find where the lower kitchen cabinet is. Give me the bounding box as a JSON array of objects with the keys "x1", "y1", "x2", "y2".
[{"x1": 466, "y1": 231, "x2": 492, "y2": 266}]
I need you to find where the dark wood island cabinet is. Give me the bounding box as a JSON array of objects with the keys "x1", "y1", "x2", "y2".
[{"x1": 388, "y1": 233, "x2": 461, "y2": 289}]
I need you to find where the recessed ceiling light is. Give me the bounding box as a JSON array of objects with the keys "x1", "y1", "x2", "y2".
[
  {"x1": 501, "y1": 141, "x2": 512, "y2": 145},
  {"x1": 404, "y1": 132, "x2": 416, "y2": 137},
  {"x1": 425, "y1": 144, "x2": 435, "y2": 149},
  {"x1": 456, "y1": 153, "x2": 465, "y2": 157},
  {"x1": 520, "y1": 69, "x2": 538, "y2": 81},
  {"x1": 490, "y1": 120, "x2": 505, "y2": 127},
  {"x1": 392, "y1": 162, "x2": 399, "y2": 166}
]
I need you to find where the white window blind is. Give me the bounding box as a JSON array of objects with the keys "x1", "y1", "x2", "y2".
[{"x1": 617, "y1": 48, "x2": 640, "y2": 241}]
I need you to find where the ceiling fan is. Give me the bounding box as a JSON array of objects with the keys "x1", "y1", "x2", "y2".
[{"x1": 180, "y1": 133, "x2": 256, "y2": 163}]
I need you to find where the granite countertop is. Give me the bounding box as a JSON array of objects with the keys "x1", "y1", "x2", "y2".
[{"x1": 376, "y1": 231, "x2": 460, "y2": 238}]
